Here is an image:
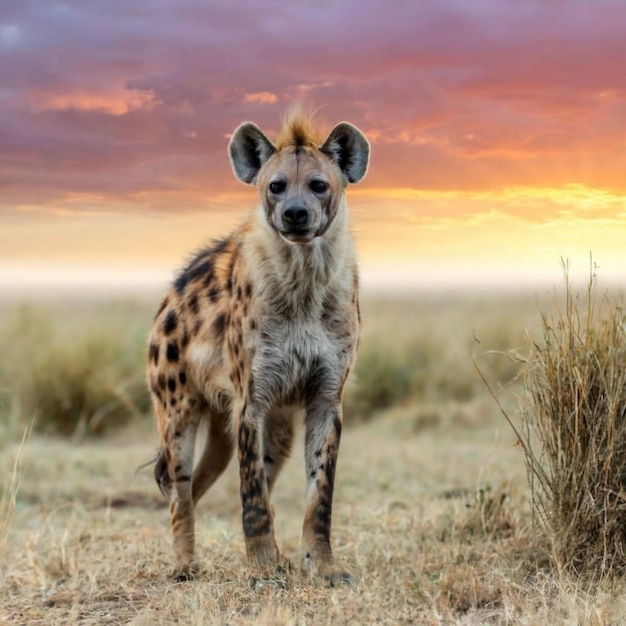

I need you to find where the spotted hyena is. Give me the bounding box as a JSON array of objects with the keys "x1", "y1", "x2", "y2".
[{"x1": 147, "y1": 109, "x2": 369, "y2": 582}]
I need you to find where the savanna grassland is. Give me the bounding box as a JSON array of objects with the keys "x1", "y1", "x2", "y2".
[{"x1": 2, "y1": 286, "x2": 626, "y2": 625}]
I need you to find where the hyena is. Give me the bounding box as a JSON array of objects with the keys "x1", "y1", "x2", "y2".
[{"x1": 147, "y1": 109, "x2": 369, "y2": 582}]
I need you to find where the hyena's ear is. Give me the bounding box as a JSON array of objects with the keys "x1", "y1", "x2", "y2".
[
  {"x1": 320, "y1": 122, "x2": 370, "y2": 184},
  {"x1": 229, "y1": 123, "x2": 277, "y2": 184}
]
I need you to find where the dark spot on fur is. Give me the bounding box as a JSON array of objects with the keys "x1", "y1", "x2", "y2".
[
  {"x1": 181, "y1": 331, "x2": 190, "y2": 348},
  {"x1": 314, "y1": 500, "x2": 332, "y2": 539},
  {"x1": 179, "y1": 371, "x2": 187, "y2": 385},
  {"x1": 212, "y1": 312, "x2": 227, "y2": 337},
  {"x1": 188, "y1": 293, "x2": 199, "y2": 314},
  {"x1": 163, "y1": 310, "x2": 178, "y2": 335},
  {"x1": 193, "y1": 319, "x2": 202, "y2": 336},
  {"x1": 242, "y1": 505, "x2": 272, "y2": 537},
  {"x1": 189, "y1": 398, "x2": 197, "y2": 407},
  {"x1": 174, "y1": 430, "x2": 182, "y2": 437},
  {"x1": 168, "y1": 377, "x2": 176, "y2": 392},
  {"x1": 264, "y1": 455, "x2": 273, "y2": 464},
  {"x1": 170, "y1": 397, "x2": 177, "y2": 407},
  {"x1": 157, "y1": 374, "x2": 166, "y2": 391},
  {"x1": 250, "y1": 319, "x2": 257, "y2": 331},
  {"x1": 166, "y1": 342, "x2": 179, "y2": 363},
  {"x1": 207, "y1": 286, "x2": 220, "y2": 303},
  {"x1": 246, "y1": 283, "x2": 252, "y2": 298},
  {"x1": 237, "y1": 285, "x2": 242, "y2": 300},
  {"x1": 149, "y1": 343, "x2": 159, "y2": 365}
]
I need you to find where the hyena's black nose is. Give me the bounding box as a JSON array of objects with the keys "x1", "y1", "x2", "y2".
[{"x1": 282, "y1": 205, "x2": 309, "y2": 228}]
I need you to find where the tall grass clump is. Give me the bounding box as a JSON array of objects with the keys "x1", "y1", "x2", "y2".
[
  {"x1": 497, "y1": 262, "x2": 626, "y2": 577},
  {"x1": 0, "y1": 300, "x2": 153, "y2": 438}
]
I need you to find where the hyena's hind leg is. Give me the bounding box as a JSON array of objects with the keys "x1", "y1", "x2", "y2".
[
  {"x1": 155, "y1": 403, "x2": 202, "y2": 580},
  {"x1": 192, "y1": 411, "x2": 234, "y2": 505}
]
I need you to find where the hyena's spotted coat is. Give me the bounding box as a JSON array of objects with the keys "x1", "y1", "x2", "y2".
[{"x1": 147, "y1": 110, "x2": 369, "y2": 582}]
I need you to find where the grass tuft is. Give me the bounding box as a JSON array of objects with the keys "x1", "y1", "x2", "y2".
[
  {"x1": 0, "y1": 424, "x2": 30, "y2": 556},
  {"x1": 483, "y1": 260, "x2": 626, "y2": 578}
]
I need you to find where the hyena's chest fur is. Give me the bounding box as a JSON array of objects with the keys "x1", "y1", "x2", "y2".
[
  {"x1": 247, "y1": 300, "x2": 357, "y2": 409},
  {"x1": 184, "y1": 251, "x2": 358, "y2": 415}
]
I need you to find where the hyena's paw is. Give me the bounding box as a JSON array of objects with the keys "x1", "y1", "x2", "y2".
[
  {"x1": 303, "y1": 556, "x2": 355, "y2": 586},
  {"x1": 249, "y1": 554, "x2": 293, "y2": 590},
  {"x1": 171, "y1": 560, "x2": 203, "y2": 582}
]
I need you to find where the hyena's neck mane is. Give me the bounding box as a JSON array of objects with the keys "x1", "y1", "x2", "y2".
[{"x1": 246, "y1": 206, "x2": 353, "y2": 316}]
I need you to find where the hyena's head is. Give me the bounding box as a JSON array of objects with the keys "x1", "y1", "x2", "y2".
[{"x1": 229, "y1": 110, "x2": 369, "y2": 244}]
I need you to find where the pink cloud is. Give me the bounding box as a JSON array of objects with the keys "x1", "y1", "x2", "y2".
[{"x1": 1, "y1": 0, "x2": 626, "y2": 215}]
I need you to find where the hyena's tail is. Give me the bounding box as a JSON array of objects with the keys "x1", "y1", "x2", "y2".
[
  {"x1": 136, "y1": 450, "x2": 172, "y2": 500},
  {"x1": 154, "y1": 449, "x2": 172, "y2": 499}
]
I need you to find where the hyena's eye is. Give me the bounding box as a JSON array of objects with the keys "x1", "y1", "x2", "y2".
[
  {"x1": 309, "y1": 179, "x2": 328, "y2": 194},
  {"x1": 269, "y1": 180, "x2": 286, "y2": 194}
]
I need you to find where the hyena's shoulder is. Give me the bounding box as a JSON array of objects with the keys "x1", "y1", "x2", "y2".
[{"x1": 148, "y1": 234, "x2": 244, "y2": 365}]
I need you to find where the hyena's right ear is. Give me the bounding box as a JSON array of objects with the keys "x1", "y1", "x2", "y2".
[{"x1": 228, "y1": 123, "x2": 277, "y2": 185}]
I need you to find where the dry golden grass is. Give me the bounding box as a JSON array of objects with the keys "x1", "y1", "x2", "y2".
[
  {"x1": 0, "y1": 297, "x2": 153, "y2": 439},
  {"x1": 494, "y1": 265, "x2": 626, "y2": 579},
  {"x1": 2, "y1": 288, "x2": 626, "y2": 625},
  {"x1": 0, "y1": 289, "x2": 541, "y2": 438}
]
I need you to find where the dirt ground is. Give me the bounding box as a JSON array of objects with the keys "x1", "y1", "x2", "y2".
[{"x1": 3, "y1": 396, "x2": 625, "y2": 626}]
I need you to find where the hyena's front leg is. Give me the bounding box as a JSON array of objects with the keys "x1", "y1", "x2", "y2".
[
  {"x1": 302, "y1": 401, "x2": 352, "y2": 583},
  {"x1": 237, "y1": 402, "x2": 282, "y2": 568}
]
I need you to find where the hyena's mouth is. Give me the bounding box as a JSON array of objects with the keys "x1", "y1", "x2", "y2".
[{"x1": 279, "y1": 230, "x2": 316, "y2": 244}]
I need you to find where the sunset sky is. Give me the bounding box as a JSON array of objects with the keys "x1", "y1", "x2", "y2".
[{"x1": 1, "y1": 0, "x2": 625, "y2": 290}]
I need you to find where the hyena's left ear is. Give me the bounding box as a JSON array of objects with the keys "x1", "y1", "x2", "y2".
[
  {"x1": 229, "y1": 123, "x2": 277, "y2": 184},
  {"x1": 320, "y1": 122, "x2": 370, "y2": 184}
]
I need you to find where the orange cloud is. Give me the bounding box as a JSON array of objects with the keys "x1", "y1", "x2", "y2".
[
  {"x1": 243, "y1": 92, "x2": 278, "y2": 104},
  {"x1": 35, "y1": 88, "x2": 155, "y2": 115}
]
